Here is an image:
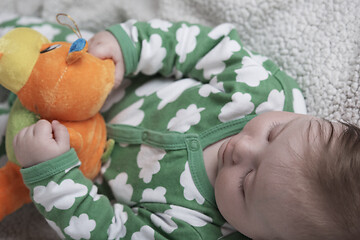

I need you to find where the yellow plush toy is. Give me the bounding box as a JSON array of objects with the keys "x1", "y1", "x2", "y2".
[{"x1": 0, "y1": 18, "x2": 115, "y2": 220}]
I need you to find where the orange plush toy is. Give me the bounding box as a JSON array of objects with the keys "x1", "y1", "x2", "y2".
[{"x1": 0, "y1": 19, "x2": 115, "y2": 220}]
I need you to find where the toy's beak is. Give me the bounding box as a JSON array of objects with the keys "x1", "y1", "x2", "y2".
[
  {"x1": 66, "y1": 38, "x2": 88, "y2": 65},
  {"x1": 0, "y1": 53, "x2": 3, "y2": 59}
]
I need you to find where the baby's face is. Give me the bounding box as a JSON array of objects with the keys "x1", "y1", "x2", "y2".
[{"x1": 214, "y1": 111, "x2": 337, "y2": 239}]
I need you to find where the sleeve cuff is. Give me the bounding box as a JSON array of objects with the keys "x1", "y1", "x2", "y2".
[
  {"x1": 106, "y1": 24, "x2": 138, "y2": 76},
  {"x1": 20, "y1": 148, "x2": 80, "y2": 184}
]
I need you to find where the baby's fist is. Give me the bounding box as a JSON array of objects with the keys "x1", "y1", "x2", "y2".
[
  {"x1": 13, "y1": 120, "x2": 70, "y2": 168},
  {"x1": 88, "y1": 31, "x2": 125, "y2": 89}
]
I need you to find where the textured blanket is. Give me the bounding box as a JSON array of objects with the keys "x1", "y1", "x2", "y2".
[{"x1": 0, "y1": 0, "x2": 359, "y2": 239}]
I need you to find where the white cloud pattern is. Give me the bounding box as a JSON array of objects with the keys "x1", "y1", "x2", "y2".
[
  {"x1": 141, "y1": 187, "x2": 167, "y2": 203},
  {"x1": 135, "y1": 78, "x2": 173, "y2": 97},
  {"x1": 137, "y1": 145, "x2": 166, "y2": 183},
  {"x1": 149, "y1": 19, "x2": 173, "y2": 32},
  {"x1": 120, "y1": 19, "x2": 138, "y2": 43},
  {"x1": 107, "y1": 204, "x2": 128, "y2": 240},
  {"x1": 235, "y1": 56, "x2": 269, "y2": 87},
  {"x1": 64, "y1": 162, "x2": 81, "y2": 174},
  {"x1": 175, "y1": 24, "x2": 200, "y2": 63},
  {"x1": 109, "y1": 99, "x2": 145, "y2": 126},
  {"x1": 64, "y1": 214, "x2": 96, "y2": 240},
  {"x1": 131, "y1": 226, "x2": 155, "y2": 240},
  {"x1": 218, "y1": 92, "x2": 254, "y2": 122},
  {"x1": 172, "y1": 66, "x2": 184, "y2": 79},
  {"x1": 195, "y1": 36, "x2": 241, "y2": 79},
  {"x1": 208, "y1": 23, "x2": 235, "y2": 40},
  {"x1": 135, "y1": 34, "x2": 166, "y2": 75},
  {"x1": 243, "y1": 47, "x2": 269, "y2": 65},
  {"x1": 89, "y1": 185, "x2": 102, "y2": 201},
  {"x1": 180, "y1": 162, "x2": 205, "y2": 205},
  {"x1": 101, "y1": 158, "x2": 112, "y2": 175},
  {"x1": 33, "y1": 180, "x2": 87, "y2": 212},
  {"x1": 150, "y1": 212, "x2": 178, "y2": 234},
  {"x1": 165, "y1": 205, "x2": 212, "y2": 227},
  {"x1": 167, "y1": 104, "x2": 205, "y2": 133},
  {"x1": 198, "y1": 76, "x2": 224, "y2": 97},
  {"x1": 255, "y1": 89, "x2": 285, "y2": 114},
  {"x1": 156, "y1": 78, "x2": 200, "y2": 110},
  {"x1": 108, "y1": 172, "x2": 135, "y2": 205}
]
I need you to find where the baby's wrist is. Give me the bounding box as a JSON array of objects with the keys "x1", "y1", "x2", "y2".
[
  {"x1": 20, "y1": 149, "x2": 79, "y2": 184},
  {"x1": 20, "y1": 157, "x2": 51, "y2": 168}
]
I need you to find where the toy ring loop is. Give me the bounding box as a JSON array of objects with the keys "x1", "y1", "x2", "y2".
[{"x1": 56, "y1": 13, "x2": 82, "y2": 39}]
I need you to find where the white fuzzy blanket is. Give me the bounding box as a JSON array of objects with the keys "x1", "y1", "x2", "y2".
[{"x1": 0, "y1": 0, "x2": 359, "y2": 239}]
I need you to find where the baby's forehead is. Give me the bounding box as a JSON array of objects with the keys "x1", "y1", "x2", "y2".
[
  {"x1": 268, "y1": 118, "x2": 338, "y2": 173},
  {"x1": 305, "y1": 118, "x2": 343, "y2": 148},
  {"x1": 288, "y1": 117, "x2": 346, "y2": 178}
]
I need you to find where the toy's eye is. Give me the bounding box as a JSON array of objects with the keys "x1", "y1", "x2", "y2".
[{"x1": 40, "y1": 44, "x2": 62, "y2": 54}]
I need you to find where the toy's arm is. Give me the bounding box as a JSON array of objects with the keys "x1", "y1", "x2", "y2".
[
  {"x1": 0, "y1": 161, "x2": 31, "y2": 220},
  {"x1": 5, "y1": 98, "x2": 39, "y2": 166},
  {"x1": 107, "y1": 21, "x2": 246, "y2": 84}
]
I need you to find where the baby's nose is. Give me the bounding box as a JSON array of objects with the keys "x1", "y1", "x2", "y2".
[{"x1": 231, "y1": 135, "x2": 259, "y2": 165}]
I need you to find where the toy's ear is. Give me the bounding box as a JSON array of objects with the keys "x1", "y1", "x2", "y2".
[{"x1": 66, "y1": 38, "x2": 88, "y2": 65}]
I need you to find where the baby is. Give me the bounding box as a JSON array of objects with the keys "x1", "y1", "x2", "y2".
[{"x1": 13, "y1": 20, "x2": 360, "y2": 240}]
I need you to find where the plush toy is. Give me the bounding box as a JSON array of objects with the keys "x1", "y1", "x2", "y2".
[{"x1": 0, "y1": 19, "x2": 115, "y2": 220}]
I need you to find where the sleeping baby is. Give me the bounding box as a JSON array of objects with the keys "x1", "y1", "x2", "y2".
[{"x1": 13, "y1": 19, "x2": 360, "y2": 240}]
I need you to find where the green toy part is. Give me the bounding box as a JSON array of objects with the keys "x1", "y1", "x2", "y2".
[{"x1": 5, "y1": 98, "x2": 39, "y2": 165}]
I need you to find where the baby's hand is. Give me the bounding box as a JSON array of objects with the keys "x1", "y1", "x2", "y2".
[
  {"x1": 88, "y1": 31, "x2": 125, "y2": 89},
  {"x1": 13, "y1": 120, "x2": 70, "y2": 168}
]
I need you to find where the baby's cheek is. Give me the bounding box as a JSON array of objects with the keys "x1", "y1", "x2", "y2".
[{"x1": 214, "y1": 172, "x2": 243, "y2": 224}]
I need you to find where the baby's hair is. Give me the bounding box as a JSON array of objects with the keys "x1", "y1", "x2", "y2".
[{"x1": 305, "y1": 120, "x2": 360, "y2": 239}]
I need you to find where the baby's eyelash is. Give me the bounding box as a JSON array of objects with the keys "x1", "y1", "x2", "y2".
[
  {"x1": 238, "y1": 170, "x2": 253, "y2": 196},
  {"x1": 238, "y1": 176, "x2": 246, "y2": 195}
]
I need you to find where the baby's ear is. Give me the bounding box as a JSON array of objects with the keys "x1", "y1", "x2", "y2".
[{"x1": 66, "y1": 38, "x2": 88, "y2": 65}]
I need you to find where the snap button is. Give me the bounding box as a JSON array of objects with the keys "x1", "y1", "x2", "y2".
[
  {"x1": 142, "y1": 131, "x2": 148, "y2": 141},
  {"x1": 189, "y1": 139, "x2": 200, "y2": 151}
]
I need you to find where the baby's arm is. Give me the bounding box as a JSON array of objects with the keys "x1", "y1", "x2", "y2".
[
  {"x1": 13, "y1": 119, "x2": 70, "y2": 168},
  {"x1": 13, "y1": 120, "x2": 134, "y2": 239},
  {"x1": 88, "y1": 31, "x2": 125, "y2": 89},
  {"x1": 99, "y1": 20, "x2": 247, "y2": 84}
]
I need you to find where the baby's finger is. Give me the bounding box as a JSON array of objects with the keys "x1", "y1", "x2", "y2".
[
  {"x1": 16, "y1": 125, "x2": 30, "y2": 139},
  {"x1": 88, "y1": 44, "x2": 107, "y2": 59},
  {"x1": 51, "y1": 120, "x2": 70, "y2": 147},
  {"x1": 33, "y1": 119, "x2": 53, "y2": 138},
  {"x1": 113, "y1": 64, "x2": 124, "y2": 89}
]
